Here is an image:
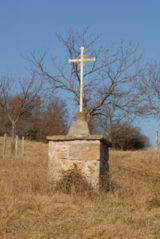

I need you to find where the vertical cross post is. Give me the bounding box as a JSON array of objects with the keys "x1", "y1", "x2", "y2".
[
  {"x1": 68, "y1": 46, "x2": 96, "y2": 112},
  {"x1": 80, "y1": 46, "x2": 84, "y2": 112}
]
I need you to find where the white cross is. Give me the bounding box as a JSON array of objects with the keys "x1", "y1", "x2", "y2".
[{"x1": 68, "y1": 46, "x2": 96, "y2": 112}]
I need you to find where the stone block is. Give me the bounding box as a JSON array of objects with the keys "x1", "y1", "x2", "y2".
[
  {"x1": 69, "y1": 141, "x2": 100, "y2": 160},
  {"x1": 47, "y1": 112, "x2": 111, "y2": 191},
  {"x1": 48, "y1": 136, "x2": 110, "y2": 190}
]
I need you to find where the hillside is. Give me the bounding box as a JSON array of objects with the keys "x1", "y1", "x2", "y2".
[{"x1": 0, "y1": 138, "x2": 160, "y2": 239}]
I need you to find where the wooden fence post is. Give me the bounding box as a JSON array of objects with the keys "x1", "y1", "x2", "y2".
[
  {"x1": 21, "y1": 136, "x2": 24, "y2": 158},
  {"x1": 15, "y1": 135, "x2": 19, "y2": 158},
  {"x1": 3, "y1": 133, "x2": 7, "y2": 158}
]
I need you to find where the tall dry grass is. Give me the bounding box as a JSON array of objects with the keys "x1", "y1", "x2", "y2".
[
  {"x1": 0, "y1": 138, "x2": 48, "y2": 196},
  {"x1": 0, "y1": 138, "x2": 160, "y2": 238}
]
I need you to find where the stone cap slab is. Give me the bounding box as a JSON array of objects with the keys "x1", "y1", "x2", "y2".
[{"x1": 47, "y1": 135, "x2": 112, "y2": 146}]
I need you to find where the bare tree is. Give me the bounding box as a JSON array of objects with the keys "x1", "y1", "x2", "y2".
[
  {"x1": 0, "y1": 74, "x2": 43, "y2": 154},
  {"x1": 37, "y1": 96, "x2": 68, "y2": 140},
  {"x1": 136, "y1": 63, "x2": 160, "y2": 116},
  {"x1": 109, "y1": 122, "x2": 150, "y2": 150},
  {"x1": 28, "y1": 28, "x2": 144, "y2": 128},
  {"x1": 90, "y1": 98, "x2": 134, "y2": 138}
]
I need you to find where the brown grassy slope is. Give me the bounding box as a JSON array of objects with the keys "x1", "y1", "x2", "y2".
[{"x1": 0, "y1": 138, "x2": 160, "y2": 239}]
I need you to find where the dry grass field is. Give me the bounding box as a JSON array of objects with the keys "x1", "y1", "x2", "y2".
[{"x1": 0, "y1": 137, "x2": 160, "y2": 238}]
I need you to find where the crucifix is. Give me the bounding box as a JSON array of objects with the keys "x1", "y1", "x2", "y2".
[{"x1": 68, "y1": 46, "x2": 96, "y2": 112}]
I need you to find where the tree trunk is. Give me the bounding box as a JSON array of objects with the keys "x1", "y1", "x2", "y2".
[
  {"x1": 109, "y1": 124, "x2": 113, "y2": 144},
  {"x1": 3, "y1": 133, "x2": 7, "y2": 158},
  {"x1": 11, "y1": 121, "x2": 16, "y2": 155}
]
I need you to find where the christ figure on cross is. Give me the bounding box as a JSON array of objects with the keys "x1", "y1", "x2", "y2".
[{"x1": 68, "y1": 46, "x2": 96, "y2": 112}]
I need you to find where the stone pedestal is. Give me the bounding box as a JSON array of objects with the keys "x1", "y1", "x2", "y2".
[{"x1": 47, "y1": 112, "x2": 111, "y2": 190}]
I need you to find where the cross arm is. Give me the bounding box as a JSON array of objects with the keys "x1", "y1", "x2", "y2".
[
  {"x1": 68, "y1": 59, "x2": 81, "y2": 63},
  {"x1": 68, "y1": 58, "x2": 96, "y2": 63},
  {"x1": 83, "y1": 58, "x2": 96, "y2": 62}
]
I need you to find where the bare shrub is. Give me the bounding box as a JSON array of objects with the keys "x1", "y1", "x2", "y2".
[{"x1": 54, "y1": 165, "x2": 97, "y2": 197}]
